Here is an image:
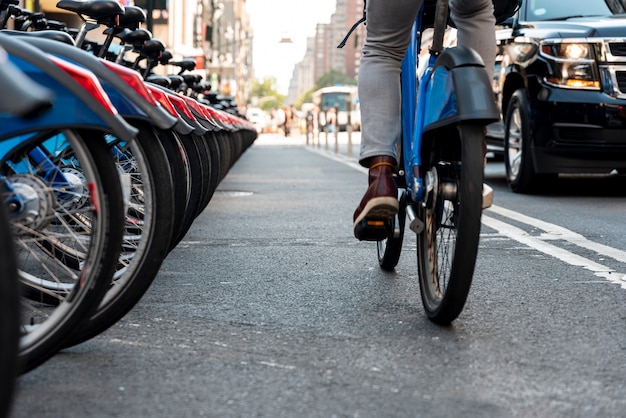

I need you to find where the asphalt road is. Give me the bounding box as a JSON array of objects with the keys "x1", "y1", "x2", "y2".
[{"x1": 10, "y1": 132, "x2": 626, "y2": 417}]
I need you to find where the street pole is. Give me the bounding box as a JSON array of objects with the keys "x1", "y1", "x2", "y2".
[
  {"x1": 346, "y1": 97, "x2": 353, "y2": 158},
  {"x1": 334, "y1": 104, "x2": 339, "y2": 154},
  {"x1": 145, "y1": 0, "x2": 154, "y2": 33}
]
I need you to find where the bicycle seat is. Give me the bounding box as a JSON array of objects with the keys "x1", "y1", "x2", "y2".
[
  {"x1": 159, "y1": 49, "x2": 172, "y2": 65},
  {"x1": 140, "y1": 39, "x2": 165, "y2": 59},
  {"x1": 145, "y1": 74, "x2": 170, "y2": 88},
  {"x1": 56, "y1": 0, "x2": 124, "y2": 26},
  {"x1": 181, "y1": 73, "x2": 201, "y2": 87},
  {"x1": 169, "y1": 58, "x2": 196, "y2": 72},
  {"x1": 192, "y1": 81, "x2": 211, "y2": 93},
  {"x1": 167, "y1": 75, "x2": 184, "y2": 90},
  {"x1": 119, "y1": 28, "x2": 152, "y2": 46},
  {"x1": 119, "y1": 5, "x2": 146, "y2": 30}
]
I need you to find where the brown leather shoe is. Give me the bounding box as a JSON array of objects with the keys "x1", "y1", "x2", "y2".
[{"x1": 353, "y1": 156, "x2": 399, "y2": 241}]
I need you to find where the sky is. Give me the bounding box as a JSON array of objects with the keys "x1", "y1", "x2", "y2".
[{"x1": 245, "y1": 0, "x2": 337, "y2": 94}]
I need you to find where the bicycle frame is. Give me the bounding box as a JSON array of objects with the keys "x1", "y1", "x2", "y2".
[
  {"x1": 0, "y1": 36, "x2": 129, "y2": 222},
  {"x1": 401, "y1": 0, "x2": 498, "y2": 203}
]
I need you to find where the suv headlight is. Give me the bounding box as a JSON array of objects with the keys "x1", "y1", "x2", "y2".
[{"x1": 540, "y1": 41, "x2": 600, "y2": 89}]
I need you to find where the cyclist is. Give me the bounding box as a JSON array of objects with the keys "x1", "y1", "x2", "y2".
[{"x1": 353, "y1": 0, "x2": 496, "y2": 241}]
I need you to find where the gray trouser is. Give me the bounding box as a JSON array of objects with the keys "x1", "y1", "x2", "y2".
[{"x1": 357, "y1": 0, "x2": 496, "y2": 166}]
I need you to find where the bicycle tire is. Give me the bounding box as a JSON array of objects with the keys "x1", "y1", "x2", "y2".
[
  {"x1": 189, "y1": 133, "x2": 212, "y2": 218},
  {"x1": 416, "y1": 123, "x2": 483, "y2": 325},
  {"x1": 216, "y1": 132, "x2": 233, "y2": 183},
  {"x1": 0, "y1": 202, "x2": 19, "y2": 418},
  {"x1": 152, "y1": 128, "x2": 190, "y2": 251},
  {"x1": 9, "y1": 129, "x2": 124, "y2": 373},
  {"x1": 377, "y1": 191, "x2": 406, "y2": 271},
  {"x1": 195, "y1": 132, "x2": 221, "y2": 215},
  {"x1": 169, "y1": 131, "x2": 205, "y2": 247},
  {"x1": 61, "y1": 123, "x2": 175, "y2": 348}
]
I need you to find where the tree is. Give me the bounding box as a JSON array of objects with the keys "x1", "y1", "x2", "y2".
[
  {"x1": 293, "y1": 89, "x2": 314, "y2": 109},
  {"x1": 292, "y1": 70, "x2": 357, "y2": 110},
  {"x1": 249, "y1": 76, "x2": 285, "y2": 112},
  {"x1": 314, "y1": 69, "x2": 357, "y2": 91}
]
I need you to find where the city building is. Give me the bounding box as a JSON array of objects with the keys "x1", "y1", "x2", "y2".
[
  {"x1": 28, "y1": 0, "x2": 365, "y2": 109},
  {"x1": 287, "y1": 0, "x2": 365, "y2": 104}
]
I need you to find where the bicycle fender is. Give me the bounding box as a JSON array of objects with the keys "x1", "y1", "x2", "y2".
[
  {"x1": 3, "y1": 35, "x2": 178, "y2": 131},
  {"x1": 0, "y1": 34, "x2": 137, "y2": 142},
  {"x1": 424, "y1": 45, "x2": 499, "y2": 131}
]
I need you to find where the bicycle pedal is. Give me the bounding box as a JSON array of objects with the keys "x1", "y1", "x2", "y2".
[
  {"x1": 354, "y1": 218, "x2": 391, "y2": 241},
  {"x1": 405, "y1": 204, "x2": 424, "y2": 234}
]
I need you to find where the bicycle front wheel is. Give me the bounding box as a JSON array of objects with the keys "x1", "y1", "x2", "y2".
[
  {"x1": 61, "y1": 123, "x2": 175, "y2": 348},
  {"x1": 4, "y1": 129, "x2": 124, "y2": 373},
  {"x1": 416, "y1": 123, "x2": 483, "y2": 325}
]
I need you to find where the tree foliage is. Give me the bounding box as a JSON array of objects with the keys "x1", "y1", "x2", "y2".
[
  {"x1": 250, "y1": 70, "x2": 357, "y2": 111},
  {"x1": 249, "y1": 76, "x2": 285, "y2": 112},
  {"x1": 314, "y1": 69, "x2": 357, "y2": 91},
  {"x1": 292, "y1": 70, "x2": 357, "y2": 109}
]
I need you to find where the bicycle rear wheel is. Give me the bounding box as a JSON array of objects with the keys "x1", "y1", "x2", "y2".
[
  {"x1": 4, "y1": 129, "x2": 124, "y2": 373},
  {"x1": 416, "y1": 123, "x2": 483, "y2": 325},
  {"x1": 377, "y1": 190, "x2": 406, "y2": 271}
]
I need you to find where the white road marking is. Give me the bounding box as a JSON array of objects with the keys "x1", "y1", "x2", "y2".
[
  {"x1": 308, "y1": 145, "x2": 626, "y2": 289},
  {"x1": 487, "y1": 205, "x2": 626, "y2": 264},
  {"x1": 483, "y1": 207, "x2": 626, "y2": 290}
]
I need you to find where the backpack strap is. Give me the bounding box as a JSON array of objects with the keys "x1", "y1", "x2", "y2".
[{"x1": 337, "y1": 0, "x2": 366, "y2": 49}]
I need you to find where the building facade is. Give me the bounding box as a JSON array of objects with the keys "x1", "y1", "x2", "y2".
[
  {"x1": 31, "y1": 0, "x2": 365, "y2": 109},
  {"x1": 287, "y1": 0, "x2": 365, "y2": 104}
]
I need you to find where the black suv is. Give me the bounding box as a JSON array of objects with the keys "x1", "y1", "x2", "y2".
[{"x1": 487, "y1": 0, "x2": 626, "y2": 193}]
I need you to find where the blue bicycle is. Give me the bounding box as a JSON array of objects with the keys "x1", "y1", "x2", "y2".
[{"x1": 376, "y1": 0, "x2": 499, "y2": 324}]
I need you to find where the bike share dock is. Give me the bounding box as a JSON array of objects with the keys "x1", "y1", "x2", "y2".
[{"x1": 15, "y1": 131, "x2": 456, "y2": 416}]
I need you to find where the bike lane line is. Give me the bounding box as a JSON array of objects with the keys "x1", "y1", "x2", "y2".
[
  {"x1": 306, "y1": 144, "x2": 626, "y2": 289},
  {"x1": 488, "y1": 205, "x2": 626, "y2": 265},
  {"x1": 482, "y1": 212, "x2": 626, "y2": 290}
]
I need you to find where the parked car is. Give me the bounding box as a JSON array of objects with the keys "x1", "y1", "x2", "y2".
[
  {"x1": 487, "y1": 0, "x2": 626, "y2": 193},
  {"x1": 246, "y1": 107, "x2": 269, "y2": 133}
]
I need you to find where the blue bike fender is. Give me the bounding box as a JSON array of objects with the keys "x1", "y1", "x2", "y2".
[
  {"x1": 0, "y1": 34, "x2": 137, "y2": 142},
  {"x1": 4, "y1": 36, "x2": 178, "y2": 131},
  {"x1": 424, "y1": 46, "x2": 499, "y2": 131}
]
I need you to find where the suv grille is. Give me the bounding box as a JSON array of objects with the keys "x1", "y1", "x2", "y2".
[
  {"x1": 609, "y1": 42, "x2": 626, "y2": 56},
  {"x1": 601, "y1": 40, "x2": 626, "y2": 98},
  {"x1": 616, "y1": 71, "x2": 626, "y2": 91}
]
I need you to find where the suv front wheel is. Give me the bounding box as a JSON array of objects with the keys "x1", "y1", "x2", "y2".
[{"x1": 504, "y1": 89, "x2": 539, "y2": 193}]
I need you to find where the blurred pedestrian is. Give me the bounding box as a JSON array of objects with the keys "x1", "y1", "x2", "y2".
[
  {"x1": 283, "y1": 106, "x2": 292, "y2": 137},
  {"x1": 274, "y1": 107, "x2": 286, "y2": 135}
]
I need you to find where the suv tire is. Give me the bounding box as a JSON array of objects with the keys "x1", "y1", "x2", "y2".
[{"x1": 504, "y1": 89, "x2": 540, "y2": 193}]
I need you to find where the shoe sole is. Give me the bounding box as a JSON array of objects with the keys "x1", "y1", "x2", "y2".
[{"x1": 353, "y1": 197, "x2": 399, "y2": 241}]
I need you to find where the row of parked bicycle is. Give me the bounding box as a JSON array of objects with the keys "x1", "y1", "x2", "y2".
[{"x1": 0, "y1": 1, "x2": 258, "y2": 415}]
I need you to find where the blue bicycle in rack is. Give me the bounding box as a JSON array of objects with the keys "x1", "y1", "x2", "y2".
[{"x1": 376, "y1": 0, "x2": 499, "y2": 324}]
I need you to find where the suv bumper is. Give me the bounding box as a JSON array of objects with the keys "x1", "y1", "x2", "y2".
[{"x1": 532, "y1": 87, "x2": 626, "y2": 173}]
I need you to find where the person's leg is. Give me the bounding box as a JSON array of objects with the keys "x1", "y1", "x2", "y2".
[
  {"x1": 450, "y1": 0, "x2": 496, "y2": 209},
  {"x1": 449, "y1": 0, "x2": 496, "y2": 80},
  {"x1": 354, "y1": 0, "x2": 422, "y2": 240},
  {"x1": 357, "y1": 0, "x2": 423, "y2": 167}
]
